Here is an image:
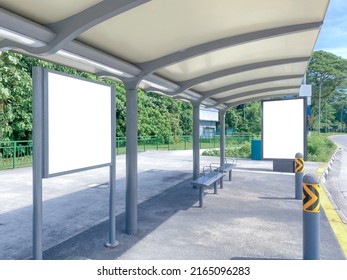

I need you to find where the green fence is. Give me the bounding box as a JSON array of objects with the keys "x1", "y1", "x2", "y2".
[
  {"x1": 115, "y1": 134, "x2": 255, "y2": 154},
  {"x1": 0, "y1": 134, "x2": 255, "y2": 170},
  {"x1": 0, "y1": 140, "x2": 33, "y2": 170}
]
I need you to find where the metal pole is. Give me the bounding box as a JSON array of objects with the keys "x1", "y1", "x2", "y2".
[
  {"x1": 219, "y1": 110, "x2": 226, "y2": 189},
  {"x1": 32, "y1": 67, "x2": 43, "y2": 260},
  {"x1": 192, "y1": 103, "x2": 200, "y2": 180},
  {"x1": 318, "y1": 82, "x2": 322, "y2": 136},
  {"x1": 125, "y1": 83, "x2": 138, "y2": 235},
  {"x1": 106, "y1": 88, "x2": 119, "y2": 248},
  {"x1": 303, "y1": 173, "x2": 320, "y2": 260},
  {"x1": 199, "y1": 187, "x2": 203, "y2": 208},
  {"x1": 295, "y1": 152, "x2": 304, "y2": 200},
  {"x1": 325, "y1": 100, "x2": 328, "y2": 133},
  {"x1": 12, "y1": 141, "x2": 16, "y2": 169}
]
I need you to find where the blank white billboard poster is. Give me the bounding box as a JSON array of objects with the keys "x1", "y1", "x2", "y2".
[
  {"x1": 44, "y1": 70, "x2": 113, "y2": 177},
  {"x1": 262, "y1": 98, "x2": 306, "y2": 160}
]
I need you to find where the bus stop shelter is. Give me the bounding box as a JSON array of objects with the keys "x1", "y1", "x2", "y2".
[{"x1": 0, "y1": 0, "x2": 330, "y2": 259}]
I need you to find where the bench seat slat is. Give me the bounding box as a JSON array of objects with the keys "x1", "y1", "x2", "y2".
[{"x1": 191, "y1": 171, "x2": 224, "y2": 187}]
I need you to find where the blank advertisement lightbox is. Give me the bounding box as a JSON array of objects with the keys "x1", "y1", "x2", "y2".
[
  {"x1": 262, "y1": 98, "x2": 306, "y2": 160},
  {"x1": 41, "y1": 69, "x2": 115, "y2": 177}
]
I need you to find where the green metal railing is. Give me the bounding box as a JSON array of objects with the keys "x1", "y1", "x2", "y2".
[
  {"x1": 0, "y1": 134, "x2": 255, "y2": 170},
  {"x1": 0, "y1": 140, "x2": 33, "y2": 170},
  {"x1": 116, "y1": 134, "x2": 255, "y2": 154}
]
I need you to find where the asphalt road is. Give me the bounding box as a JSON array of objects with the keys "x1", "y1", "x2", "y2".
[{"x1": 326, "y1": 135, "x2": 347, "y2": 223}]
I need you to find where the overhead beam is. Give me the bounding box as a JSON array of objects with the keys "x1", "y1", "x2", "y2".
[
  {"x1": 222, "y1": 93, "x2": 295, "y2": 109},
  {"x1": 138, "y1": 22, "x2": 321, "y2": 75},
  {"x1": 212, "y1": 86, "x2": 299, "y2": 107},
  {"x1": 1, "y1": 0, "x2": 150, "y2": 55},
  {"x1": 164, "y1": 57, "x2": 309, "y2": 95},
  {"x1": 198, "y1": 74, "x2": 303, "y2": 102}
]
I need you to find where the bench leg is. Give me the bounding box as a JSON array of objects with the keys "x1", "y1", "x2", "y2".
[
  {"x1": 219, "y1": 177, "x2": 223, "y2": 189},
  {"x1": 199, "y1": 187, "x2": 203, "y2": 207},
  {"x1": 214, "y1": 182, "x2": 218, "y2": 194},
  {"x1": 229, "y1": 170, "x2": 232, "y2": 181}
]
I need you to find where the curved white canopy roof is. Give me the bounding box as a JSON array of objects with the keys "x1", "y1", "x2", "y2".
[{"x1": 0, "y1": 0, "x2": 330, "y2": 109}]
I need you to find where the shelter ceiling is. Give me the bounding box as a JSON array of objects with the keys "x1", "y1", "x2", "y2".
[{"x1": 0, "y1": 0, "x2": 330, "y2": 109}]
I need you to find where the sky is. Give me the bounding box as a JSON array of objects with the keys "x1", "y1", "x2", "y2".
[{"x1": 314, "y1": 0, "x2": 347, "y2": 58}]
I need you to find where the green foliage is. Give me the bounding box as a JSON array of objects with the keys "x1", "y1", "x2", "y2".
[
  {"x1": 225, "y1": 102, "x2": 261, "y2": 134},
  {"x1": 0, "y1": 51, "x2": 193, "y2": 142},
  {"x1": 306, "y1": 50, "x2": 347, "y2": 132},
  {"x1": 307, "y1": 134, "x2": 336, "y2": 162},
  {"x1": 202, "y1": 142, "x2": 251, "y2": 158},
  {"x1": 138, "y1": 90, "x2": 183, "y2": 140},
  {"x1": 203, "y1": 134, "x2": 336, "y2": 162},
  {"x1": 4, "y1": 48, "x2": 347, "y2": 145},
  {"x1": 0, "y1": 52, "x2": 32, "y2": 141}
]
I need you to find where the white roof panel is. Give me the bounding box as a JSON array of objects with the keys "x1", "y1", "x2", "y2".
[{"x1": 0, "y1": 0, "x2": 330, "y2": 108}]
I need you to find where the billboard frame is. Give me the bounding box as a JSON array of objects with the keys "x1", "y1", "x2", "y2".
[
  {"x1": 261, "y1": 97, "x2": 307, "y2": 161},
  {"x1": 32, "y1": 67, "x2": 118, "y2": 259}
]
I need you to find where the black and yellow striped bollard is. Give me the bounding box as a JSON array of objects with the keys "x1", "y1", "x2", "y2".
[
  {"x1": 295, "y1": 152, "x2": 304, "y2": 200},
  {"x1": 302, "y1": 173, "x2": 320, "y2": 260}
]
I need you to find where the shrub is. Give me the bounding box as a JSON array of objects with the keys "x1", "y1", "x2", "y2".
[
  {"x1": 202, "y1": 134, "x2": 336, "y2": 162},
  {"x1": 202, "y1": 142, "x2": 251, "y2": 158},
  {"x1": 307, "y1": 134, "x2": 336, "y2": 162}
]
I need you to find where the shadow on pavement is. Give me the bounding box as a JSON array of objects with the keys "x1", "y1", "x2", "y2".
[{"x1": 43, "y1": 178, "x2": 199, "y2": 260}]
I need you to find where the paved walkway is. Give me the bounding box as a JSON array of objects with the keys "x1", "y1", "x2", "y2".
[{"x1": 0, "y1": 150, "x2": 345, "y2": 260}]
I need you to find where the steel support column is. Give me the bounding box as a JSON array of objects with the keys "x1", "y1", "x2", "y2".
[
  {"x1": 192, "y1": 103, "x2": 200, "y2": 180},
  {"x1": 106, "y1": 87, "x2": 119, "y2": 247},
  {"x1": 32, "y1": 67, "x2": 43, "y2": 260},
  {"x1": 219, "y1": 110, "x2": 226, "y2": 189},
  {"x1": 125, "y1": 83, "x2": 138, "y2": 235}
]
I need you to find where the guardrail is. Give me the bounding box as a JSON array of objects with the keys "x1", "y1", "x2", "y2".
[{"x1": 0, "y1": 134, "x2": 255, "y2": 170}]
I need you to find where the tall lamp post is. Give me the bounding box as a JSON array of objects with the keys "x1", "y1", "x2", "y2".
[
  {"x1": 318, "y1": 81, "x2": 322, "y2": 136},
  {"x1": 337, "y1": 88, "x2": 347, "y2": 133}
]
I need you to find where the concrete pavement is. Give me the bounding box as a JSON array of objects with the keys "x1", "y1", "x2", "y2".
[{"x1": 0, "y1": 150, "x2": 345, "y2": 260}]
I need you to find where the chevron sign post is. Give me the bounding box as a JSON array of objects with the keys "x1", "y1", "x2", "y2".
[
  {"x1": 295, "y1": 152, "x2": 304, "y2": 200},
  {"x1": 302, "y1": 173, "x2": 320, "y2": 260}
]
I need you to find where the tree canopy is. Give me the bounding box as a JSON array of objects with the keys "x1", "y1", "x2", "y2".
[
  {"x1": 306, "y1": 50, "x2": 347, "y2": 131},
  {"x1": 2, "y1": 49, "x2": 347, "y2": 142},
  {"x1": 0, "y1": 51, "x2": 193, "y2": 141}
]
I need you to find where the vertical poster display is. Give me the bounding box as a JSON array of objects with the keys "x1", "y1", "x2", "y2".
[
  {"x1": 43, "y1": 70, "x2": 113, "y2": 177},
  {"x1": 262, "y1": 98, "x2": 307, "y2": 160},
  {"x1": 32, "y1": 67, "x2": 117, "y2": 259}
]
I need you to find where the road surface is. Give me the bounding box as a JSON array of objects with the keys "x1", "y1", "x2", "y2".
[{"x1": 326, "y1": 135, "x2": 347, "y2": 223}]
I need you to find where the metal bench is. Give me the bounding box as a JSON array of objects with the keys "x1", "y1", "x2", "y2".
[
  {"x1": 191, "y1": 166, "x2": 225, "y2": 207},
  {"x1": 223, "y1": 157, "x2": 237, "y2": 181},
  {"x1": 210, "y1": 158, "x2": 237, "y2": 183}
]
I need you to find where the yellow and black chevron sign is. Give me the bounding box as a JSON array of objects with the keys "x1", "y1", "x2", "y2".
[
  {"x1": 303, "y1": 183, "x2": 320, "y2": 212},
  {"x1": 295, "y1": 157, "x2": 304, "y2": 173}
]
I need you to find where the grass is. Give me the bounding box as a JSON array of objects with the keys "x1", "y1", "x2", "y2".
[
  {"x1": 202, "y1": 133, "x2": 338, "y2": 162},
  {"x1": 202, "y1": 142, "x2": 251, "y2": 158},
  {"x1": 307, "y1": 133, "x2": 336, "y2": 162}
]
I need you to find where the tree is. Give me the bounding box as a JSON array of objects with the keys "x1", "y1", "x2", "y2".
[
  {"x1": 179, "y1": 101, "x2": 192, "y2": 135},
  {"x1": 225, "y1": 102, "x2": 261, "y2": 134},
  {"x1": 306, "y1": 51, "x2": 347, "y2": 132},
  {"x1": 0, "y1": 52, "x2": 32, "y2": 140},
  {"x1": 225, "y1": 107, "x2": 241, "y2": 132},
  {"x1": 244, "y1": 101, "x2": 261, "y2": 134}
]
